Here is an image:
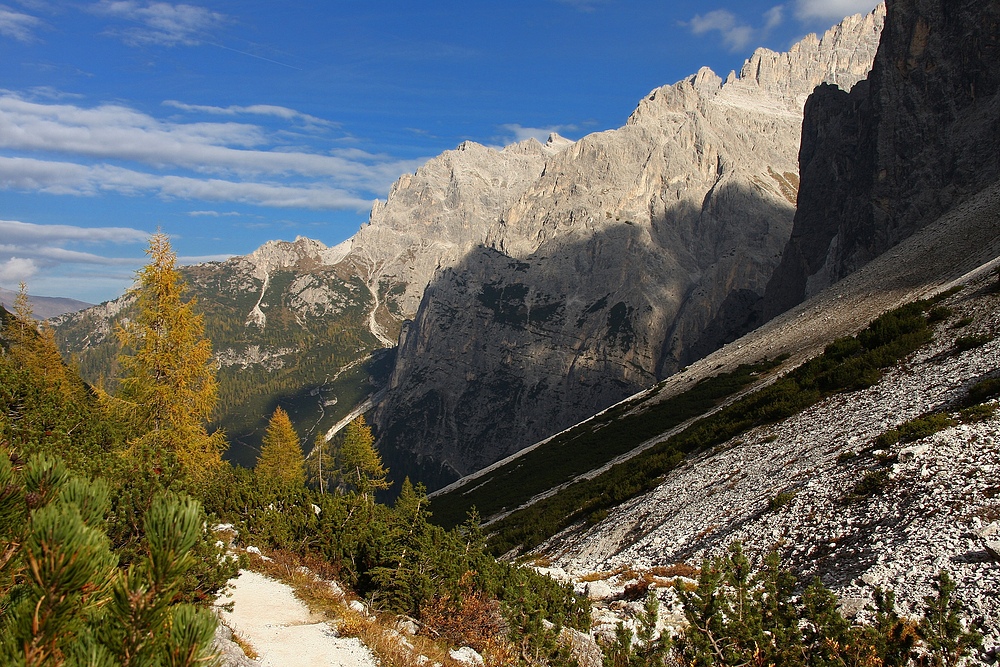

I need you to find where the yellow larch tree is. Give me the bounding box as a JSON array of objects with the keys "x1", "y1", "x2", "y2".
[
  {"x1": 115, "y1": 232, "x2": 225, "y2": 488},
  {"x1": 256, "y1": 406, "x2": 306, "y2": 491}
]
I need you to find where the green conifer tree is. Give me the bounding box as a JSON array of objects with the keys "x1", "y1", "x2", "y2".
[
  {"x1": 0, "y1": 449, "x2": 218, "y2": 665},
  {"x1": 306, "y1": 433, "x2": 336, "y2": 494},
  {"x1": 918, "y1": 571, "x2": 982, "y2": 667},
  {"x1": 338, "y1": 416, "x2": 388, "y2": 500}
]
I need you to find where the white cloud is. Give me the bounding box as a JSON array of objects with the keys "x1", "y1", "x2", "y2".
[
  {"x1": 764, "y1": 6, "x2": 784, "y2": 31},
  {"x1": 0, "y1": 220, "x2": 151, "y2": 298},
  {"x1": 686, "y1": 9, "x2": 769, "y2": 52},
  {"x1": 91, "y1": 0, "x2": 225, "y2": 46},
  {"x1": 0, "y1": 243, "x2": 140, "y2": 265},
  {"x1": 188, "y1": 210, "x2": 241, "y2": 217},
  {"x1": 0, "y1": 4, "x2": 42, "y2": 42},
  {"x1": 0, "y1": 156, "x2": 375, "y2": 209},
  {"x1": 499, "y1": 123, "x2": 578, "y2": 145},
  {"x1": 0, "y1": 92, "x2": 426, "y2": 207},
  {"x1": 0, "y1": 257, "x2": 38, "y2": 284},
  {"x1": 794, "y1": 0, "x2": 880, "y2": 22},
  {"x1": 163, "y1": 100, "x2": 336, "y2": 128},
  {"x1": 0, "y1": 219, "x2": 148, "y2": 244}
]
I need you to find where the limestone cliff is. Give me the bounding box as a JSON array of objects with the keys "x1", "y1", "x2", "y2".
[
  {"x1": 344, "y1": 137, "x2": 572, "y2": 322},
  {"x1": 764, "y1": 0, "x2": 1000, "y2": 317},
  {"x1": 371, "y1": 8, "x2": 885, "y2": 488}
]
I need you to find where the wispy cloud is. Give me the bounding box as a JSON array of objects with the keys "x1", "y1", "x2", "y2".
[
  {"x1": 0, "y1": 219, "x2": 148, "y2": 244},
  {"x1": 162, "y1": 100, "x2": 336, "y2": 129},
  {"x1": 90, "y1": 0, "x2": 225, "y2": 47},
  {"x1": 0, "y1": 219, "x2": 237, "y2": 299},
  {"x1": 685, "y1": 6, "x2": 784, "y2": 52},
  {"x1": 0, "y1": 219, "x2": 149, "y2": 294},
  {"x1": 0, "y1": 156, "x2": 376, "y2": 209},
  {"x1": 0, "y1": 92, "x2": 425, "y2": 208},
  {"x1": 498, "y1": 123, "x2": 578, "y2": 145},
  {"x1": 793, "y1": 0, "x2": 880, "y2": 22},
  {"x1": 553, "y1": 0, "x2": 608, "y2": 12},
  {"x1": 188, "y1": 210, "x2": 242, "y2": 217},
  {"x1": 0, "y1": 4, "x2": 42, "y2": 42},
  {"x1": 686, "y1": 0, "x2": 878, "y2": 51}
]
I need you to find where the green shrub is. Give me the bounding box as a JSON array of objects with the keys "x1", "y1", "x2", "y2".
[
  {"x1": 875, "y1": 429, "x2": 900, "y2": 448},
  {"x1": 967, "y1": 377, "x2": 1000, "y2": 405},
  {"x1": 897, "y1": 413, "x2": 956, "y2": 443},
  {"x1": 668, "y1": 544, "x2": 925, "y2": 667},
  {"x1": 767, "y1": 490, "x2": 797, "y2": 511},
  {"x1": 959, "y1": 403, "x2": 996, "y2": 423},
  {"x1": 953, "y1": 317, "x2": 973, "y2": 329},
  {"x1": 0, "y1": 450, "x2": 219, "y2": 665},
  {"x1": 955, "y1": 334, "x2": 994, "y2": 352},
  {"x1": 847, "y1": 470, "x2": 890, "y2": 501},
  {"x1": 926, "y1": 306, "x2": 952, "y2": 324},
  {"x1": 836, "y1": 450, "x2": 857, "y2": 463}
]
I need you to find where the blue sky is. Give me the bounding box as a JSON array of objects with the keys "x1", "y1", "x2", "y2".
[{"x1": 0, "y1": 0, "x2": 879, "y2": 304}]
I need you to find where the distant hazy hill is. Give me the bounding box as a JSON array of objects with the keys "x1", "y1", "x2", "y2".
[{"x1": 0, "y1": 287, "x2": 92, "y2": 320}]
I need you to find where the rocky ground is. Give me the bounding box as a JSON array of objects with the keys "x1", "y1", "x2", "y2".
[{"x1": 535, "y1": 222, "x2": 1000, "y2": 660}]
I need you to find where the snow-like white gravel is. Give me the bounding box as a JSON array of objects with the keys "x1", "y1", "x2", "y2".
[{"x1": 216, "y1": 570, "x2": 378, "y2": 667}]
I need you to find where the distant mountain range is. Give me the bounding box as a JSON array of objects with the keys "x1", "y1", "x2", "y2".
[{"x1": 0, "y1": 287, "x2": 91, "y2": 320}]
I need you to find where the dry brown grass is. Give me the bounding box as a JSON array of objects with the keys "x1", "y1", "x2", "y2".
[
  {"x1": 619, "y1": 563, "x2": 701, "y2": 599},
  {"x1": 579, "y1": 564, "x2": 635, "y2": 582},
  {"x1": 227, "y1": 627, "x2": 258, "y2": 660},
  {"x1": 526, "y1": 555, "x2": 553, "y2": 568}
]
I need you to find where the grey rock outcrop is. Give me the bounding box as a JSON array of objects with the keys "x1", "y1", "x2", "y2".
[
  {"x1": 763, "y1": 0, "x2": 1000, "y2": 317},
  {"x1": 372, "y1": 8, "x2": 884, "y2": 487}
]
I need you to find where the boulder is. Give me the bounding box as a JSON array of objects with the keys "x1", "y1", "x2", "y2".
[
  {"x1": 585, "y1": 580, "x2": 615, "y2": 601},
  {"x1": 449, "y1": 646, "x2": 485, "y2": 666}
]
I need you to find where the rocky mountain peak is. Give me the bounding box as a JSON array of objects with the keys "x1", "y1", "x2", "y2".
[
  {"x1": 544, "y1": 132, "x2": 574, "y2": 152},
  {"x1": 628, "y1": 5, "x2": 884, "y2": 129},
  {"x1": 242, "y1": 236, "x2": 350, "y2": 281},
  {"x1": 345, "y1": 135, "x2": 568, "y2": 317}
]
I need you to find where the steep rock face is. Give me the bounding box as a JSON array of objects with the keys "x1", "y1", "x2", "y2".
[
  {"x1": 764, "y1": 0, "x2": 1000, "y2": 317},
  {"x1": 372, "y1": 9, "x2": 885, "y2": 487},
  {"x1": 345, "y1": 137, "x2": 571, "y2": 319}
]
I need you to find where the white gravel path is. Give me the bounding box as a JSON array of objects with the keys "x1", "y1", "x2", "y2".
[{"x1": 216, "y1": 570, "x2": 379, "y2": 667}]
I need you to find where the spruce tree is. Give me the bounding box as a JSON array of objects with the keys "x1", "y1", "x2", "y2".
[
  {"x1": 256, "y1": 407, "x2": 306, "y2": 492},
  {"x1": 338, "y1": 416, "x2": 388, "y2": 500},
  {"x1": 306, "y1": 432, "x2": 336, "y2": 494}
]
